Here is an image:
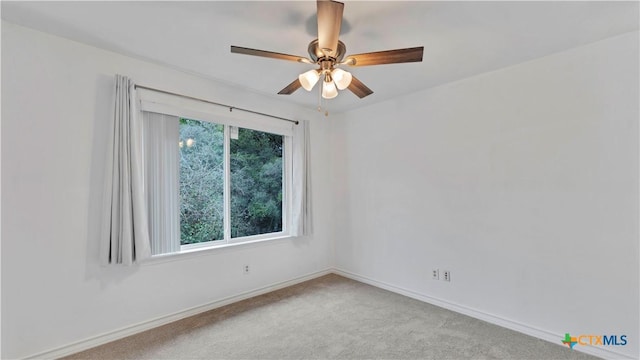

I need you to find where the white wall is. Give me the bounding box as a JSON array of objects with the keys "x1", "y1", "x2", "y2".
[
  {"x1": 2, "y1": 18, "x2": 638, "y2": 360},
  {"x1": 331, "y1": 31, "x2": 639, "y2": 359},
  {"x1": 1, "y1": 22, "x2": 333, "y2": 359}
]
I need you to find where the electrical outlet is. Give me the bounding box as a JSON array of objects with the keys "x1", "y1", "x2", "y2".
[
  {"x1": 432, "y1": 269, "x2": 439, "y2": 280},
  {"x1": 443, "y1": 270, "x2": 450, "y2": 282},
  {"x1": 243, "y1": 264, "x2": 250, "y2": 275}
]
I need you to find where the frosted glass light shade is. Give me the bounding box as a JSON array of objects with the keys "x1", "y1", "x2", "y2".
[
  {"x1": 322, "y1": 79, "x2": 338, "y2": 99},
  {"x1": 332, "y1": 68, "x2": 352, "y2": 90},
  {"x1": 298, "y1": 70, "x2": 320, "y2": 91}
]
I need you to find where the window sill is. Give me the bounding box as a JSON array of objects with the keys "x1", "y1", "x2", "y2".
[{"x1": 140, "y1": 234, "x2": 295, "y2": 266}]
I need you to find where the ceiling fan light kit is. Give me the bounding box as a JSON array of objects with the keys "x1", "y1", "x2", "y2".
[
  {"x1": 231, "y1": 0, "x2": 424, "y2": 103},
  {"x1": 331, "y1": 68, "x2": 352, "y2": 90},
  {"x1": 299, "y1": 69, "x2": 321, "y2": 91},
  {"x1": 322, "y1": 74, "x2": 339, "y2": 99}
]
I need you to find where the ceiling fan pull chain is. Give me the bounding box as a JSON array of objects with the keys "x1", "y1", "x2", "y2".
[
  {"x1": 321, "y1": 86, "x2": 329, "y2": 117},
  {"x1": 317, "y1": 81, "x2": 322, "y2": 112},
  {"x1": 317, "y1": 73, "x2": 328, "y2": 117}
]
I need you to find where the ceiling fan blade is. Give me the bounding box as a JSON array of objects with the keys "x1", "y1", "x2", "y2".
[
  {"x1": 278, "y1": 79, "x2": 302, "y2": 95},
  {"x1": 317, "y1": 0, "x2": 344, "y2": 58},
  {"x1": 231, "y1": 46, "x2": 307, "y2": 63},
  {"x1": 347, "y1": 76, "x2": 373, "y2": 99},
  {"x1": 344, "y1": 47, "x2": 424, "y2": 66}
]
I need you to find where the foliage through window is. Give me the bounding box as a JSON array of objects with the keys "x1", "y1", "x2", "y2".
[
  {"x1": 178, "y1": 118, "x2": 284, "y2": 247},
  {"x1": 179, "y1": 119, "x2": 224, "y2": 244},
  {"x1": 230, "y1": 128, "x2": 283, "y2": 238}
]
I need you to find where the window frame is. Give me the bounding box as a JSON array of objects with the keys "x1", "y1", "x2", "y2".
[{"x1": 177, "y1": 120, "x2": 291, "y2": 252}]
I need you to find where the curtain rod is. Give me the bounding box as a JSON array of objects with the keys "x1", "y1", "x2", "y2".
[{"x1": 134, "y1": 84, "x2": 299, "y2": 125}]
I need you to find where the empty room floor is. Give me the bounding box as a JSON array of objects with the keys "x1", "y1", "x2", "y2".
[{"x1": 64, "y1": 274, "x2": 598, "y2": 359}]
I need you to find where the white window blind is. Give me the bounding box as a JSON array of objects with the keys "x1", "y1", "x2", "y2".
[{"x1": 142, "y1": 112, "x2": 181, "y2": 255}]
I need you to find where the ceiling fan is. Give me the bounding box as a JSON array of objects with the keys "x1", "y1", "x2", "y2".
[{"x1": 230, "y1": 0, "x2": 424, "y2": 100}]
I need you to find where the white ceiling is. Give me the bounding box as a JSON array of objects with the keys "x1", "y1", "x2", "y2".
[{"x1": 2, "y1": 1, "x2": 638, "y2": 113}]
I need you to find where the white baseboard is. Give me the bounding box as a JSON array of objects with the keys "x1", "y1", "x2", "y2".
[
  {"x1": 24, "y1": 268, "x2": 332, "y2": 360},
  {"x1": 332, "y1": 268, "x2": 635, "y2": 360},
  {"x1": 23, "y1": 267, "x2": 635, "y2": 360}
]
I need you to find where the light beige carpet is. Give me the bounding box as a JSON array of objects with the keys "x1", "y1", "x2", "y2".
[{"x1": 64, "y1": 274, "x2": 599, "y2": 359}]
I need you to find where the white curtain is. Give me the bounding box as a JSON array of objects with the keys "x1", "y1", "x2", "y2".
[
  {"x1": 142, "y1": 112, "x2": 181, "y2": 255},
  {"x1": 100, "y1": 75, "x2": 151, "y2": 265},
  {"x1": 291, "y1": 120, "x2": 313, "y2": 236}
]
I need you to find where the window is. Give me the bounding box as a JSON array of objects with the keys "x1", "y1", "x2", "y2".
[
  {"x1": 179, "y1": 119, "x2": 225, "y2": 245},
  {"x1": 139, "y1": 91, "x2": 300, "y2": 256},
  {"x1": 230, "y1": 127, "x2": 284, "y2": 238},
  {"x1": 177, "y1": 119, "x2": 285, "y2": 248},
  {"x1": 137, "y1": 88, "x2": 309, "y2": 256}
]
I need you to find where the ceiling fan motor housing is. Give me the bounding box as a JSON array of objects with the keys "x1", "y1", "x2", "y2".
[{"x1": 308, "y1": 39, "x2": 346, "y2": 63}]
